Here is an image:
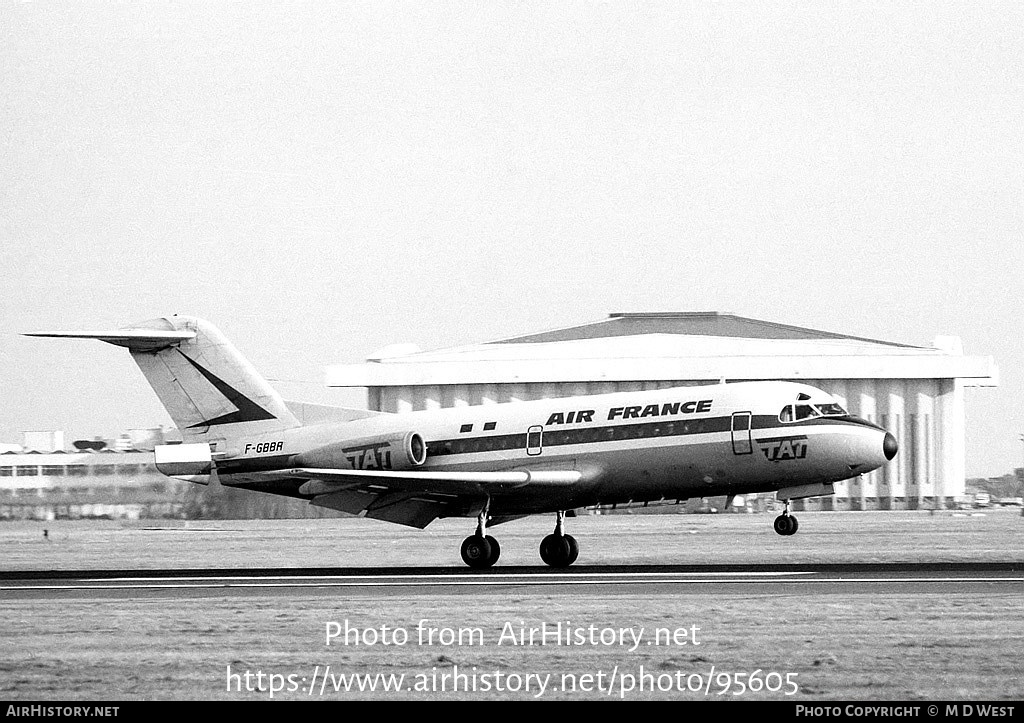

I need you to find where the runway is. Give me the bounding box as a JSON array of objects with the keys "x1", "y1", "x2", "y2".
[
  {"x1": 4, "y1": 517, "x2": 1022, "y2": 700},
  {"x1": 2, "y1": 562, "x2": 1021, "y2": 599}
]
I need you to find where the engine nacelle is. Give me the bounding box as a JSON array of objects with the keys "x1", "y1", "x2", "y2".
[{"x1": 294, "y1": 431, "x2": 427, "y2": 471}]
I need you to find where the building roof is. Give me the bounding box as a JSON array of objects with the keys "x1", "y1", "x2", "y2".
[
  {"x1": 327, "y1": 312, "x2": 997, "y2": 388},
  {"x1": 493, "y1": 312, "x2": 921, "y2": 348}
]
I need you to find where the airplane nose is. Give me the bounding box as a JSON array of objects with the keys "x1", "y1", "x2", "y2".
[{"x1": 883, "y1": 432, "x2": 898, "y2": 461}]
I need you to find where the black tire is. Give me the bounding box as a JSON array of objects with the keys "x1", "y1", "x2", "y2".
[
  {"x1": 773, "y1": 515, "x2": 793, "y2": 536},
  {"x1": 565, "y1": 534, "x2": 579, "y2": 565},
  {"x1": 461, "y1": 535, "x2": 495, "y2": 569},
  {"x1": 485, "y1": 535, "x2": 501, "y2": 565},
  {"x1": 539, "y1": 534, "x2": 573, "y2": 568},
  {"x1": 787, "y1": 516, "x2": 799, "y2": 535}
]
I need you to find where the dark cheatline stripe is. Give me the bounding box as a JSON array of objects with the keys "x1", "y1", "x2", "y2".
[
  {"x1": 217, "y1": 454, "x2": 293, "y2": 473},
  {"x1": 178, "y1": 351, "x2": 277, "y2": 428},
  {"x1": 425, "y1": 414, "x2": 861, "y2": 458}
]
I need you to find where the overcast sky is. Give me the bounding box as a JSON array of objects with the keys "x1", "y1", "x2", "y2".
[{"x1": 2, "y1": 2, "x2": 1021, "y2": 477}]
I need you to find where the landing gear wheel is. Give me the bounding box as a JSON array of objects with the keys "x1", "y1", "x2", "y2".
[
  {"x1": 461, "y1": 535, "x2": 496, "y2": 568},
  {"x1": 565, "y1": 534, "x2": 579, "y2": 565},
  {"x1": 540, "y1": 534, "x2": 576, "y2": 568},
  {"x1": 773, "y1": 514, "x2": 799, "y2": 536},
  {"x1": 485, "y1": 535, "x2": 501, "y2": 565}
]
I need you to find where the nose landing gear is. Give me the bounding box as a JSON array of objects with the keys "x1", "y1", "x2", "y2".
[{"x1": 773, "y1": 500, "x2": 799, "y2": 536}]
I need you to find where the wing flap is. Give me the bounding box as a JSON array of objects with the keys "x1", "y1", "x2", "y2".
[{"x1": 309, "y1": 489, "x2": 455, "y2": 528}]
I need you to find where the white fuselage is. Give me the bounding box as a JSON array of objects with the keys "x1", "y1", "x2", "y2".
[{"x1": 218, "y1": 380, "x2": 893, "y2": 518}]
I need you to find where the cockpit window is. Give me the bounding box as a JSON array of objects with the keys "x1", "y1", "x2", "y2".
[
  {"x1": 780, "y1": 404, "x2": 830, "y2": 422},
  {"x1": 794, "y1": 404, "x2": 818, "y2": 420},
  {"x1": 815, "y1": 402, "x2": 847, "y2": 417},
  {"x1": 780, "y1": 401, "x2": 848, "y2": 423}
]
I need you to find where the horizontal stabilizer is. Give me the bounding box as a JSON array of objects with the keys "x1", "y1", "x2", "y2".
[
  {"x1": 27, "y1": 316, "x2": 301, "y2": 440},
  {"x1": 24, "y1": 329, "x2": 196, "y2": 351}
]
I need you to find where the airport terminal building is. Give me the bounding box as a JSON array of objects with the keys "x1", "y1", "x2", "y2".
[{"x1": 328, "y1": 312, "x2": 997, "y2": 511}]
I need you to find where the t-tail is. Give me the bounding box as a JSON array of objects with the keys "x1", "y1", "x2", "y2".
[{"x1": 26, "y1": 316, "x2": 301, "y2": 481}]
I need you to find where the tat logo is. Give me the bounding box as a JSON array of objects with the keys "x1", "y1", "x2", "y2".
[
  {"x1": 342, "y1": 441, "x2": 393, "y2": 470},
  {"x1": 756, "y1": 436, "x2": 808, "y2": 462}
]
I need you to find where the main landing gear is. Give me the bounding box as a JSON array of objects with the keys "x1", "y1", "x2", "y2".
[
  {"x1": 773, "y1": 500, "x2": 799, "y2": 536},
  {"x1": 459, "y1": 508, "x2": 580, "y2": 568},
  {"x1": 461, "y1": 507, "x2": 501, "y2": 569},
  {"x1": 539, "y1": 510, "x2": 579, "y2": 568}
]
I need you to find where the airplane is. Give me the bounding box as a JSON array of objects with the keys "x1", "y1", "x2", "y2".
[{"x1": 27, "y1": 315, "x2": 898, "y2": 568}]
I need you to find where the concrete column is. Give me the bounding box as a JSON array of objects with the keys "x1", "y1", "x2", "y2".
[
  {"x1": 422, "y1": 385, "x2": 441, "y2": 411},
  {"x1": 874, "y1": 380, "x2": 894, "y2": 509},
  {"x1": 935, "y1": 378, "x2": 966, "y2": 508},
  {"x1": 464, "y1": 385, "x2": 483, "y2": 406},
  {"x1": 393, "y1": 386, "x2": 414, "y2": 414},
  {"x1": 915, "y1": 383, "x2": 936, "y2": 509},
  {"x1": 448, "y1": 384, "x2": 470, "y2": 408},
  {"x1": 828, "y1": 379, "x2": 849, "y2": 409},
  {"x1": 540, "y1": 382, "x2": 561, "y2": 400},
  {"x1": 888, "y1": 379, "x2": 907, "y2": 508},
  {"x1": 859, "y1": 379, "x2": 880, "y2": 509},
  {"x1": 480, "y1": 384, "x2": 499, "y2": 405},
  {"x1": 519, "y1": 383, "x2": 537, "y2": 401},
  {"x1": 507, "y1": 383, "x2": 527, "y2": 403},
  {"x1": 904, "y1": 381, "x2": 921, "y2": 509},
  {"x1": 568, "y1": 382, "x2": 590, "y2": 399},
  {"x1": 849, "y1": 379, "x2": 875, "y2": 510},
  {"x1": 376, "y1": 383, "x2": 391, "y2": 411}
]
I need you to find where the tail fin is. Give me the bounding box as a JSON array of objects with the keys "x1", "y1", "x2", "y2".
[{"x1": 26, "y1": 316, "x2": 301, "y2": 442}]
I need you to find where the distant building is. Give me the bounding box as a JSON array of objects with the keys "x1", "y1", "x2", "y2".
[
  {"x1": 328, "y1": 312, "x2": 998, "y2": 511},
  {"x1": 22, "y1": 430, "x2": 64, "y2": 453},
  {"x1": 0, "y1": 449, "x2": 185, "y2": 521}
]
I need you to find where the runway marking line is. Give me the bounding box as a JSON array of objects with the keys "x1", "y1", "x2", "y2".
[
  {"x1": 84, "y1": 571, "x2": 816, "y2": 582},
  {"x1": 3, "y1": 576, "x2": 1023, "y2": 592}
]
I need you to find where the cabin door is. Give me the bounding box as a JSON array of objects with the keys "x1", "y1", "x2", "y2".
[
  {"x1": 730, "y1": 412, "x2": 753, "y2": 455},
  {"x1": 526, "y1": 425, "x2": 544, "y2": 456}
]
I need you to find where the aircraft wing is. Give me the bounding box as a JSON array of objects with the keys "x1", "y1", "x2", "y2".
[{"x1": 244, "y1": 467, "x2": 583, "y2": 529}]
